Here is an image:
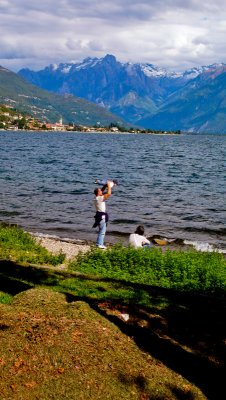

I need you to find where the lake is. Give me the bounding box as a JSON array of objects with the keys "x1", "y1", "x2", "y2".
[{"x1": 0, "y1": 131, "x2": 225, "y2": 251}]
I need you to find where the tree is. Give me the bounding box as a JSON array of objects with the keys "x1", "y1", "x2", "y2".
[{"x1": 18, "y1": 117, "x2": 27, "y2": 129}]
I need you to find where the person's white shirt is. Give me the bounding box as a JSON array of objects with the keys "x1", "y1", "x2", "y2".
[
  {"x1": 94, "y1": 195, "x2": 106, "y2": 212},
  {"x1": 129, "y1": 233, "x2": 151, "y2": 248}
]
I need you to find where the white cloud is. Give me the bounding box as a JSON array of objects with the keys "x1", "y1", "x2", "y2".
[{"x1": 1, "y1": 0, "x2": 226, "y2": 71}]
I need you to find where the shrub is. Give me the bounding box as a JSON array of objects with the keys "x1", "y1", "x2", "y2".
[{"x1": 70, "y1": 245, "x2": 226, "y2": 295}]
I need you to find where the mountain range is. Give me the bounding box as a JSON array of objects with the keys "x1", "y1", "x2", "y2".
[
  {"x1": 0, "y1": 65, "x2": 123, "y2": 127},
  {"x1": 18, "y1": 55, "x2": 226, "y2": 133}
]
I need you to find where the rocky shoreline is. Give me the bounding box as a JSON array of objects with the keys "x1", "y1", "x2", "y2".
[
  {"x1": 34, "y1": 235, "x2": 91, "y2": 260},
  {"x1": 33, "y1": 230, "x2": 226, "y2": 263},
  {"x1": 33, "y1": 234, "x2": 193, "y2": 262}
]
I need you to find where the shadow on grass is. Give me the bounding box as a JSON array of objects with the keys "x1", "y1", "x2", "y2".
[
  {"x1": 1, "y1": 259, "x2": 225, "y2": 400},
  {"x1": 118, "y1": 373, "x2": 197, "y2": 400},
  {"x1": 65, "y1": 284, "x2": 226, "y2": 400},
  {"x1": 0, "y1": 260, "x2": 60, "y2": 295}
]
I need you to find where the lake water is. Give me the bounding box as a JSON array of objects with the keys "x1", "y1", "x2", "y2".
[{"x1": 0, "y1": 131, "x2": 225, "y2": 251}]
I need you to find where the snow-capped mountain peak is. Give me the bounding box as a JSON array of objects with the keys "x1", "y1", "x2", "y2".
[
  {"x1": 182, "y1": 63, "x2": 226, "y2": 79},
  {"x1": 138, "y1": 63, "x2": 182, "y2": 79}
]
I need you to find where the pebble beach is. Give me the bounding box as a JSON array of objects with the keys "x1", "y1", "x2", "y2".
[{"x1": 34, "y1": 235, "x2": 91, "y2": 261}]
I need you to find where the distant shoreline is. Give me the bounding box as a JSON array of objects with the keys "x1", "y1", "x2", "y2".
[{"x1": 0, "y1": 128, "x2": 182, "y2": 135}]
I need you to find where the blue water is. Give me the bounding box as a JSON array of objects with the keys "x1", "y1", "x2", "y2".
[{"x1": 0, "y1": 131, "x2": 225, "y2": 249}]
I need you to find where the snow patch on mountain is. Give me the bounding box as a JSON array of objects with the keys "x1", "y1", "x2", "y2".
[
  {"x1": 62, "y1": 65, "x2": 73, "y2": 74},
  {"x1": 74, "y1": 57, "x2": 100, "y2": 71},
  {"x1": 50, "y1": 63, "x2": 58, "y2": 71},
  {"x1": 140, "y1": 64, "x2": 179, "y2": 78},
  {"x1": 182, "y1": 63, "x2": 226, "y2": 80},
  {"x1": 50, "y1": 58, "x2": 101, "y2": 74}
]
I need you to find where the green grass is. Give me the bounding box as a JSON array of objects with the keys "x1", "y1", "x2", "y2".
[
  {"x1": 1, "y1": 227, "x2": 226, "y2": 309},
  {"x1": 0, "y1": 228, "x2": 225, "y2": 399},
  {"x1": 58, "y1": 277, "x2": 152, "y2": 305},
  {"x1": 69, "y1": 244, "x2": 226, "y2": 296},
  {"x1": 0, "y1": 224, "x2": 65, "y2": 266},
  {"x1": 0, "y1": 291, "x2": 13, "y2": 304}
]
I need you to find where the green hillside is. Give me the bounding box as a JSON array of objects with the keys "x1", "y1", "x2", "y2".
[
  {"x1": 0, "y1": 66, "x2": 123, "y2": 126},
  {"x1": 139, "y1": 71, "x2": 226, "y2": 133}
]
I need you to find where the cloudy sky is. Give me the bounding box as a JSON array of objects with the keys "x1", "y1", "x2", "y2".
[{"x1": 1, "y1": 0, "x2": 226, "y2": 72}]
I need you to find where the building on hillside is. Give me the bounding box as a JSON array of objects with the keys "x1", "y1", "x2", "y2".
[
  {"x1": 45, "y1": 118, "x2": 66, "y2": 131},
  {"x1": 110, "y1": 126, "x2": 119, "y2": 132}
]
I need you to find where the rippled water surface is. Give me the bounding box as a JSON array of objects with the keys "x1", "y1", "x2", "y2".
[{"x1": 0, "y1": 131, "x2": 225, "y2": 248}]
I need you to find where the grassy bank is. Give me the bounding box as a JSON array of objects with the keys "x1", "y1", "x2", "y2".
[
  {"x1": 0, "y1": 224, "x2": 65, "y2": 304},
  {"x1": 1, "y1": 225, "x2": 226, "y2": 306},
  {"x1": 0, "y1": 224, "x2": 65, "y2": 266},
  {"x1": 0, "y1": 225, "x2": 226, "y2": 399}
]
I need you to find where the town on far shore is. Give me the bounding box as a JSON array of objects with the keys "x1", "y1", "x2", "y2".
[{"x1": 0, "y1": 103, "x2": 181, "y2": 135}]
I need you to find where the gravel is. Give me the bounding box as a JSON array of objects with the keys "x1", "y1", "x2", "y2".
[{"x1": 34, "y1": 236, "x2": 91, "y2": 260}]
